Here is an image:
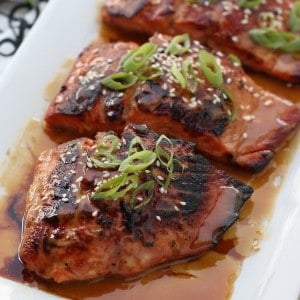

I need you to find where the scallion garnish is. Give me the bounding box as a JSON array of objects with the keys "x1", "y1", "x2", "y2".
[
  {"x1": 289, "y1": 2, "x2": 300, "y2": 33},
  {"x1": 199, "y1": 50, "x2": 223, "y2": 88},
  {"x1": 101, "y1": 72, "x2": 137, "y2": 90},
  {"x1": 223, "y1": 89, "x2": 237, "y2": 121},
  {"x1": 91, "y1": 133, "x2": 177, "y2": 208},
  {"x1": 228, "y1": 54, "x2": 241, "y2": 66},
  {"x1": 258, "y1": 12, "x2": 275, "y2": 29},
  {"x1": 167, "y1": 34, "x2": 191, "y2": 55},
  {"x1": 122, "y1": 42, "x2": 157, "y2": 73},
  {"x1": 170, "y1": 64, "x2": 187, "y2": 89},
  {"x1": 238, "y1": 0, "x2": 262, "y2": 9},
  {"x1": 182, "y1": 60, "x2": 198, "y2": 93},
  {"x1": 249, "y1": 28, "x2": 300, "y2": 52}
]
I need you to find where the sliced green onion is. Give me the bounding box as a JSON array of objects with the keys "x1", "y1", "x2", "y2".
[
  {"x1": 170, "y1": 64, "x2": 187, "y2": 89},
  {"x1": 93, "y1": 173, "x2": 127, "y2": 200},
  {"x1": 289, "y1": 2, "x2": 300, "y2": 33},
  {"x1": 238, "y1": 0, "x2": 261, "y2": 9},
  {"x1": 248, "y1": 28, "x2": 291, "y2": 49},
  {"x1": 130, "y1": 180, "x2": 155, "y2": 209},
  {"x1": 182, "y1": 60, "x2": 198, "y2": 93},
  {"x1": 119, "y1": 150, "x2": 157, "y2": 173},
  {"x1": 222, "y1": 89, "x2": 237, "y2": 121},
  {"x1": 110, "y1": 174, "x2": 138, "y2": 200},
  {"x1": 101, "y1": 72, "x2": 137, "y2": 90},
  {"x1": 96, "y1": 134, "x2": 120, "y2": 154},
  {"x1": 155, "y1": 135, "x2": 174, "y2": 171},
  {"x1": 258, "y1": 12, "x2": 275, "y2": 29},
  {"x1": 167, "y1": 34, "x2": 191, "y2": 56},
  {"x1": 199, "y1": 50, "x2": 223, "y2": 88},
  {"x1": 90, "y1": 156, "x2": 121, "y2": 169},
  {"x1": 228, "y1": 54, "x2": 241, "y2": 66},
  {"x1": 279, "y1": 37, "x2": 300, "y2": 52},
  {"x1": 137, "y1": 66, "x2": 163, "y2": 80},
  {"x1": 122, "y1": 42, "x2": 157, "y2": 73},
  {"x1": 128, "y1": 136, "x2": 145, "y2": 155}
]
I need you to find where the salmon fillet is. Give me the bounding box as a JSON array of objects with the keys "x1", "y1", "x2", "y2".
[
  {"x1": 19, "y1": 124, "x2": 253, "y2": 283},
  {"x1": 102, "y1": 0, "x2": 300, "y2": 82},
  {"x1": 45, "y1": 34, "x2": 300, "y2": 172}
]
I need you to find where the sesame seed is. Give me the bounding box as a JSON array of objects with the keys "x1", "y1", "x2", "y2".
[
  {"x1": 156, "y1": 160, "x2": 161, "y2": 167},
  {"x1": 157, "y1": 175, "x2": 164, "y2": 181},
  {"x1": 76, "y1": 176, "x2": 83, "y2": 183},
  {"x1": 242, "y1": 132, "x2": 248, "y2": 139},
  {"x1": 180, "y1": 201, "x2": 187, "y2": 206},
  {"x1": 276, "y1": 118, "x2": 287, "y2": 126},
  {"x1": 137, "y1": 196, "x2": 143, "y2": 202},
  {"x1": 86, "y1": 161, "x2": 93, "y2": 168},
  {"x1": 231, "y1": 36, "x2": 239, "y2": 42},
  {"x1": 156, "y1": 215, "x2": 162, "y2": 221},
  {"x1": 264, "y1": 100, "x2": 273, "y2": 106},
  {"x1": 242, "y1": 115, "x2": 255, "y2": 122},
  {"x1": 92, "y1": 211, "x2": 98, "y2": 217},
  {"x1": 159, "y1": 187, "x2": 166, "y2": 194},
  {"x1": 174, "y1": 205, "x2": 180, "y2": 211}
]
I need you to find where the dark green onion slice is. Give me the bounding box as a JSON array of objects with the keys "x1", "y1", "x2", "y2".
[
  {"x1": 289, "y1": 2, "x2": 300, "y2": 33},
  {"x1": 119, "y1": 150, "x2": 157, "y2": 173},
  {"x1": 101, "y1": 72, "x2": 137, "y2": 90},
  {"x1": 167, "y1": 34, "x2": 191, "y2": 56},
  {"x1": 199, "y1": 50, "x2": 223, "y2": 88},
  {"x1": 182, "y1": 60, "x2": 198, "y2": 93},
  {"x1": 171, "y1": 64, "x2": 187, "y2": 88},
  {"x1": 238, "y1": 0, "x2": 261, "y2": 9},
  {"x1": 130, "y1": 180, "x2": 155, "y2": 209},
  {"x1": 122, "y1": 42, "x2": 157, "y2": 73}
]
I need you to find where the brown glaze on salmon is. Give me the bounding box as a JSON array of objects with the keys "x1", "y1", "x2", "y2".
[
  {"x1": 19, "y1": 124, "x2": 253, "y2": 283},
  {"x1": 45, "y1": 34, "x2": 300, "y2": 172},
  {"x1": 102, "y1": 0, "x2": 300, "y2": 82}
]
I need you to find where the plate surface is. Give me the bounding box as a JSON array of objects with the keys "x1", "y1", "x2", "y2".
[{"x1": 0, "y1": 0, "x2": 299, "y2": 299}]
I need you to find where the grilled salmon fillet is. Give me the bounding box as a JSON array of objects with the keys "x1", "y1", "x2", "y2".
[
  {"x1": 45, "y1": 34, "x2": 300, "y2": 172},
  {"x1": 102, "y1": 0, "x2": 300, "y2": 82},
  {"x1": 19, "y1": 124, "x2": 253, "y2": 283}
]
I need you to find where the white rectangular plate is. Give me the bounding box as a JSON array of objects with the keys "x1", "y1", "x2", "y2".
[{"x1": 0, "y1": 0, "x2": 299, "y2": 299}]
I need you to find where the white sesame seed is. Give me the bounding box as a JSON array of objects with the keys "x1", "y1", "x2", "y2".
[
  {"x1": 159, "y1": 187, "x2": 165, "y2": 194},
  {"x1": 157, "y1": 175, "x2": 164, "y2": 181},
  {"x1": 137, "y1": 196, "x2": 143, "y2": 202},
  {"x1": 180, "y1": 201, "x2": 187, "y2": 206},
  {"x1": 156, "y1": 215, "x2": 162, "y2": 221},
  {"x1": 276, "y1": 118, "x2": 287, "y2": 126},
  {"x1": 264, "y1": 100, "x2": 273, "y2": 106},
  {"x1": 242, "y1": 115, "x2": 255, "y2": 122},
  {"x1": 231, "y1": 36, "x2": 239, "y2": 42},
  {"x1": 92, "y1": 211, "x2": 98, "y2": 217},
  {"x1": 242, "y1": 132, "x2": 248, "y2": 139},
  {"x1": 76, "y1": 176, "x2": 83, "y2": 183},
  {"x1": 174, "y1": 205, "x2": 180, "y2": 211},
  {"x1": 156, "y1": 160, "x2": 161, "y2": 167}
]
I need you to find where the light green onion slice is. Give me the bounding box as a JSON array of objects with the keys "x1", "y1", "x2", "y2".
[
  {"x1": 128, "y1": 136, "x2": 145, "y2": 154},
  {"x1": 228, "y1": 54, "x2": 241, "y2": 66},
  {"x1": 238, "y1": 0, "x2": 262, "y2": 9},
  {"x1": 93, "y1": 173, "x2": 128, "y2": 200},
  {"x1": 137, "y1": 66, "x2": 163, "y2": 80},
  {"x1": 258, "y1": 12, "x2": 275, "y2": 29},
  {"x1": 122, "y1": 42, "x2": 157, "y2": 73},
  {"x1": 101, "y1": 72, "x2": 137, "y2": 90},
  {"x1": 171, "y1": 64, "x2": 187, "y2": 89},
  {"x1": 249, "y1": 28, "x2": 300, "y2": 52},
  {"x1": 130, "y1": 180, "x2": 155, "y2": 209},
  {"x1": 119, "y1": 150, "x2": 157, "y2": 173},
  {"x1": 90, "y1": 156, "x2": 121, "y2": 169},
  {"x1": 167, "y1": 34, "x2": 191, "y2": 55},
  {"x1": 199, "y1": 50, "x2": 223, "y2": 88},
  {"x1": 182, "y1": 60, "x2": 198, "y2": 93},
  {"x1": 155, "y1": 135, "x2": 174, "y2": 171},
  {"x1": 223, "y1": 89, "x2": 237, "y2": 121},
  {"x1": 96, "y1": 134, "x2": 120, "y2": 154},
  {"x1": 289, "y1": 2, "x2": 300, "y2": 33}
]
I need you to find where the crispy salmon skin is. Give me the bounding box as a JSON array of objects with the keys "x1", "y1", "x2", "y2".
[
  {"x1": 102, "y1": 0, "x2": 300, "y2": 82},
  {"x1": 19, "y1": 124, "x2": 253, "y2": 283},
  {"x1": 45, "y1": 34, "x2": 300, "y2": 172}
]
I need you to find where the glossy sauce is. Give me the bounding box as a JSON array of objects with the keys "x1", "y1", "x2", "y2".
[{"x1": 0, "y1": 28, "x2": 299, "y2": 299}]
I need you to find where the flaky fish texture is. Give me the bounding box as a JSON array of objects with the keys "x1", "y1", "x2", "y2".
[
  {"x1": 45, "y1": 34, "x2": 300, "y2": 171},
  {"x1": 102, "y1": 0, "x2": 300, "y2": 82},
  {"x1": 19, "y1": 124, "x2": 252, "y2": 283}
]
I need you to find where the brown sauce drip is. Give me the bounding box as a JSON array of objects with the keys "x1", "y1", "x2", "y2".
[{"x1": 0, "y1": 26, "x2": 299, "y2": 300}]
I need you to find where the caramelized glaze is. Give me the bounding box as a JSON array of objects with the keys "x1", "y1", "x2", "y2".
[{"x1": 0, "y1": 27, "x2": 299, "y2": 299}]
